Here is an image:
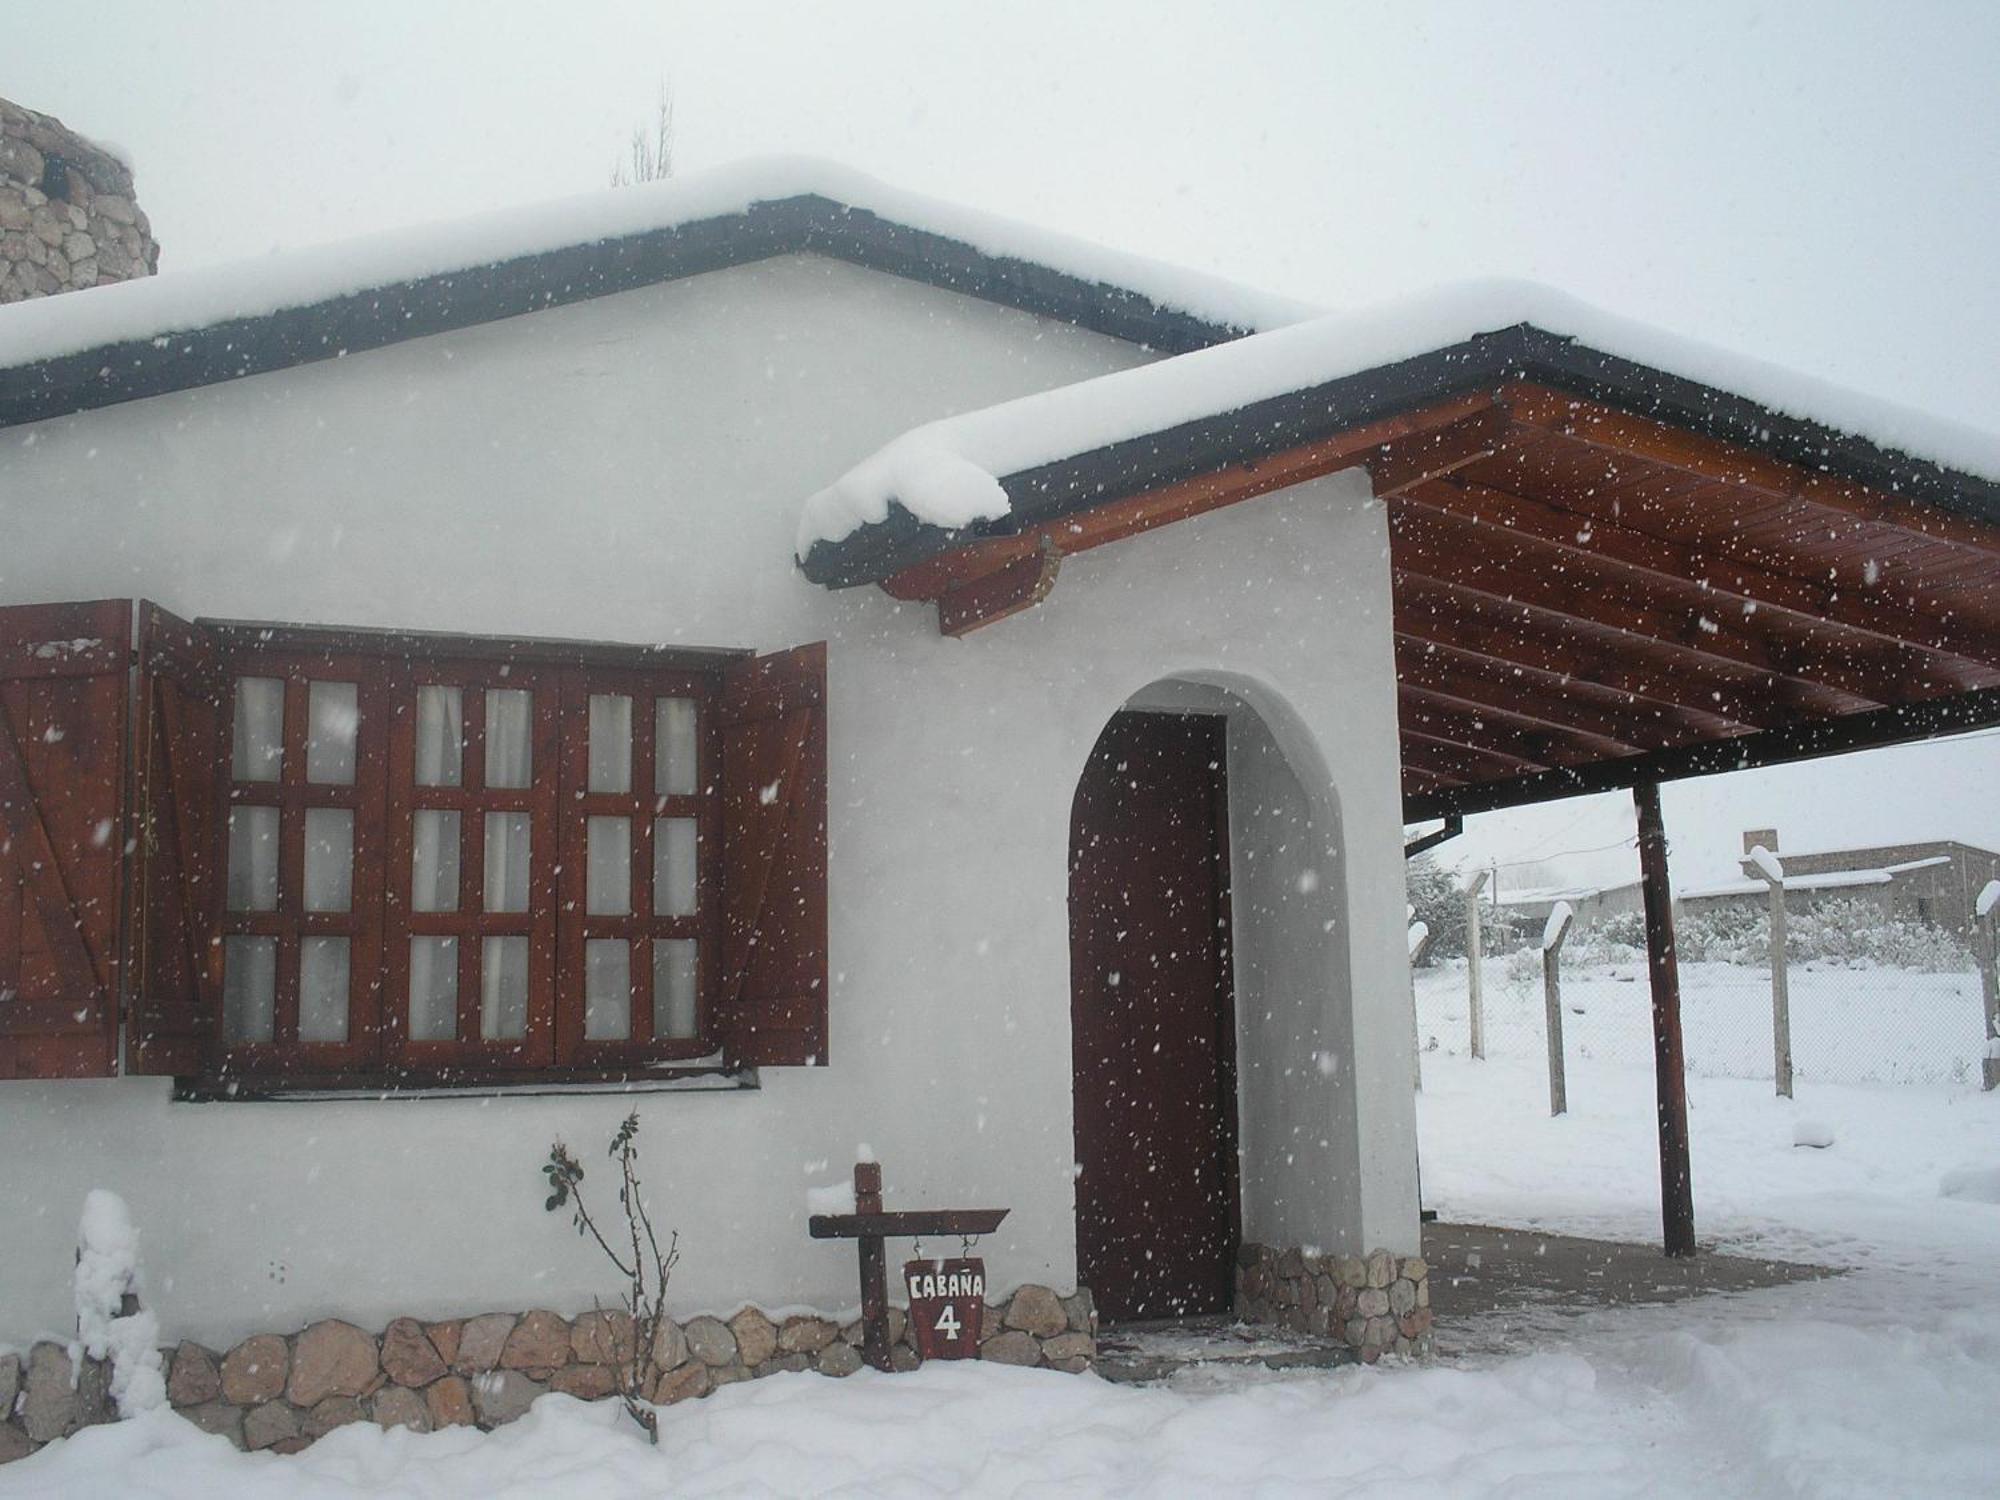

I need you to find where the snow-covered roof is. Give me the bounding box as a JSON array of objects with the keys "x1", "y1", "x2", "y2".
[
  {"x1": 795, "y1": 281, "x2": 2000, "y2": 566},
  {"x1": 1491, "y1": 882, "x2": 1629, "y2": 908},
  {"x1": 0, "y1": 157, "x2": 1309, "y2": 381},
  {"x1": 1680, "y1": 856, "x2": 1951, "y2": 900}
]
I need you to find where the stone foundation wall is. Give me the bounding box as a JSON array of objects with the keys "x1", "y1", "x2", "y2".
[
  {"x1": 0, "y1": 1285, "x2": 1094, "y2": 1462},
  {"x1": 1, "y1": 97, "x2": 159, "y2": 304},
  {"x1": 1235, "y1": 1243, "x2": 1432, "y2": 1362}
]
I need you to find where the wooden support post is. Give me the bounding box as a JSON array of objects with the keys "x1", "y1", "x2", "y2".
[
  {"x1": 1465, "y1": 870, "x2": 1490, "y2": 1060},
  {"x1": 1976, "y1": 895, "x2": 1999, "y2": 1092},
  {"x1": 1635, "y1": 782, "x2": 1696, "y2": 1258},
  {"x1": 1541, "y1": 902, "x2": 1573, "y2": 1116},
  {"x1": 853, "y1": 1161, "x2": 891, "y2": 1372}
]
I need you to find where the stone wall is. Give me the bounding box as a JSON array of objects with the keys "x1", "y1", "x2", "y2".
[
  {"x1": 1235, "y1": 1243, "x2": 1433, "y2": 1362},
  {"x1": 0, "y1": 1284, "x2": 1094, "y2": 1462},
  {"x1": 1, "y1": 97, "x2": 159, "y2": 303}
]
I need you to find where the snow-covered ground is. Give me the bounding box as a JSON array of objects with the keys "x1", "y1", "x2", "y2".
[
  {"x1": 1418, "y1": 953, "x2": 1990, "y2": 1088},
  {"x1": 6, "y1": 1020, "x2": 1997, "y2": 1495}
]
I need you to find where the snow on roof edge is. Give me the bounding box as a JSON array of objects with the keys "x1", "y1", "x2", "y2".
[
  {"x1": 0, "y1": 156, "x2": 1315, "y2": 373},
  {"x1": 795, "y1": 279, "x2": 2000, "y2": 560}
]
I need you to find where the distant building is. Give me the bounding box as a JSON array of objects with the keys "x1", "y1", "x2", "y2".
[
  {"x1": 1490, "y1": 880, "x2": 1644, "y2": 935},
  {"x1": 1678, "y1": 834, "x2": 2000, "y2": 936}
]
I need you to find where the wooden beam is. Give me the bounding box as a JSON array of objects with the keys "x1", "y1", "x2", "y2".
[
  {"x1": 1403, "y1": 814, "x2": 1463, "y2": 859},
  {"x1": 1398, "y1": 685, "x2": 1633, "y2": 765},
  {"x1": 1395, "y1": 637, "x2": 1705, "y2": 750},
  {"x1": 1402, "y1": 475, "x2": 2000, "y2": 670},
  {"x1": 1501, "y1": 383, "x2": 2000, "y2": 559},
  {"x1": 1635, "y1": 781, "x2": 1697, "y2": 1258},
  {"x1": 1389, "y1": 514, "x2": 1899, "y2": 709},
  {"x1": 1400, "y1": 729, "x2": 1545, "y2": 781},
  {"x1": 880, "y1": 391, "x2": 1500, "y2": 605},
  {"x1": 1404, "y1": 682, "x2": 2000, "y2": 822},
  {"x1": 936, "y1": 542, "x2": 1062, "y2": 637},
  {"x1": 1394, "y1": 579, "x2": 1795, "y2": 730},
  {"x1": 1366, "y1": 408, "x2": 1509, "y2": 497}
]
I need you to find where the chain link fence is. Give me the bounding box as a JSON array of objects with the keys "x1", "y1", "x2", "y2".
[{"x1": 1414, "y1": 897, "x2": 1994, "y2": 1090}]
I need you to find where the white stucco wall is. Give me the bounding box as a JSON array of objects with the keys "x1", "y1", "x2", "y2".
[{"x1": 0, "y1": 253, "x2": 1416, "y2": 1345}]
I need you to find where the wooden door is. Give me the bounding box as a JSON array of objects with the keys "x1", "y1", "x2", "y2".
[{"x1": 1069, "y1": 711, "x2": 1238, "y2": 1323}]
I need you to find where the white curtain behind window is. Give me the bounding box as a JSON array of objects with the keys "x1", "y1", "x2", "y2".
[{"x1": 415, "y1": 686, "x2": 463, "y2": 787}]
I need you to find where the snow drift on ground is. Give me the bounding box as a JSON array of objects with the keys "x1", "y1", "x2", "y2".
[{"x1": 8, "y1": 1037, "x2": 1997, "y2": 1497}]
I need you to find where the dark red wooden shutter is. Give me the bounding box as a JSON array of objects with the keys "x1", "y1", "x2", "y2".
[
  {"x1": 126, "y1": 603, "x2": 224, "y2": 1076},
  {"x1": 0, "y1": 600, "x2": 131, "y2": 1079},
  {"x1": 719, "y1": 641, "x2": 828, "y2": 1068}
]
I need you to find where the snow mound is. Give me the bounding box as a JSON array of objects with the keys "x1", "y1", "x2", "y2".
[
  {"x1": 805, "y1": 1179, "x2": 856, "y2": 1216},
  {"x1": 1792, "y1": 1119, "x2": 1835, "y2": 1150},
  {"x1": 1744, "y1": 845, "x2": 1785, "y2": 885},
  {"x1": 1542, "y1": 901, "x2": 1575, "y2": 952},
  {"x1": 1939, "y1": 1164, "x2": 2000, "y2": 1204},
  {"x1": 1977, "y1": 879, "x2": 2000, "y2": 920},
  {"x1": 72, "y1": 1191, "x2": 165, "y2": 1418}
]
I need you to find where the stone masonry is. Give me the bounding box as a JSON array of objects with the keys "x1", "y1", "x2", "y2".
[
  {"x1": 1, "y1": 97, "x2": 159, "y2": 304},
  {"x1": 0, "y1": 1284, "x2": 1095, "y2": 1462},
  {"x1": 1235, "y1": 1243, "x2": 1433, "y2": 1362}
]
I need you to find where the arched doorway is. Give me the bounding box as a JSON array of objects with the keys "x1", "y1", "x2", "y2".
[{"x1": 1068, "y1": 709, "x2": 1240, "y2": 1322}]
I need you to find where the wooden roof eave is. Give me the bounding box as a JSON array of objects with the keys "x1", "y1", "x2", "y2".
[{"x1": 829, "y1": 340, "x2": 2000, "y2": 822}]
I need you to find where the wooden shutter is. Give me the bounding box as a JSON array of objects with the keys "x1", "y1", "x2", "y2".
[
  {"x1": 0, "y1": 600, "x2": 131, "y2": 1079},
  {"x1": 126, "y1": 603, "x2": 224, "y2": 1076},
  {"x1": 719, "y1": 641, "x2": 828, "y2": 1068}
]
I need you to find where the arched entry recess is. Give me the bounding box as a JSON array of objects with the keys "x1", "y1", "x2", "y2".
[{"x1": 1068, "y1": 677, "x2": 1358, "y2": 1324}]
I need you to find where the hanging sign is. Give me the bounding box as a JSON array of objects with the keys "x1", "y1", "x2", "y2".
[{"x1": 904, "y1": 1257, "x2": 985, "y2": 1360}]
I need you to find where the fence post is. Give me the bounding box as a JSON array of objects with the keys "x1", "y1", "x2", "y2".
[
  {"x1": 1978, "y1": 879, "x2": 2000, "y2": 1092},
  {"x1": 1408, "y1": 906, "x2": 1431, "y2": 1092},
  {"x1": 1743, "y1": 845, "x2": 1792, "y2": 1098},
  {"x1": 1542, "y1": 901, "x2": 1574, "y2": 1117},
  {"x1": 1465, "y1": 869, "x2": 1490, "y2": 1061}
]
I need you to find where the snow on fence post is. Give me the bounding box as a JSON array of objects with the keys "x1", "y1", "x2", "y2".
[
  {"x1": 1743, "y1": 845, "x2": 1793, "y2": 1099},
  {"x1": 1541, "y1": 901, "x2": 1574, "y2": 1117},
  {"x1": 1977, "y1": 878, "x2": 2000, "y2": 1092},
  {"x1": 1464, "y1": 869, "x2": 1491, "y2": 1061}
]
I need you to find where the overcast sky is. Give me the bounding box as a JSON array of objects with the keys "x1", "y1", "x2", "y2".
[{"x1": 12, "y1": 1, "x2": 1998, "y2": 888}]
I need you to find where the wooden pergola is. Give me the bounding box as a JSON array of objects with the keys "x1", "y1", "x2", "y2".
[{"x1": 802, "y1": 325, "x2": 2000, "y2": 1257}]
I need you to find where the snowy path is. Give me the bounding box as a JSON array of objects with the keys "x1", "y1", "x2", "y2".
[{"x1": 4, "y1": 1055, "x2": 1995, "y2": 1497}]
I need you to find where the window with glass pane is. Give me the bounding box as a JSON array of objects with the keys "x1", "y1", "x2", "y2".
[
  {"x1": 216, "y1": 657, "x2": 380, "y2": 1065},
  {"x1": 200, "y1": 637, "x2": 728, "y2": 1089}
]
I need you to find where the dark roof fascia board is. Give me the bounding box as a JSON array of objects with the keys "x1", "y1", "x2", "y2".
[
  {"x1": 798, "y1": 324, "x2": 2000, "y2": 588},
  {"x1": 1403, "y1": 683, "x2": 2000, "y2": 823},
  {"x1": 0, "y1": 195, "x2": 1251, "y2": 432}
]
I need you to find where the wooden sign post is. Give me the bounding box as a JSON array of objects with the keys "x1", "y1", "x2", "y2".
[{"x1": 809, "y1": 1161, "x2": 1006, "y2": 1371}]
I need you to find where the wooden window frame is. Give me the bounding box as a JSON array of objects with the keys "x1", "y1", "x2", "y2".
[{"x1": 198, "y1": 627, "x2": 734, "y2": 1093}]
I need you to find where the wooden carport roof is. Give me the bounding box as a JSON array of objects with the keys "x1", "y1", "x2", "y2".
[{"x1": 798, "y1": 324, "x2": 2000, "y2": 823}]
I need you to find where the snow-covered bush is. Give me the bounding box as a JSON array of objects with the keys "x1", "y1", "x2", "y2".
[
  {"x1": 1674, "y1": 897, "x2": 1973, "y2": 971},
  {"x1": 74, "y1": 1190, "x2": 165, "y2": 1417},
  {"x1": 1674, "y1": 903, "x2": 1770, "y2": 964},
  {"x1": 1406, "y1": 857, "x2": 1524, "y2": 963},
  {"x1": 1789, "y1": 898, "x2": 1974, "y2": 971},
  {"x1": 1567, "y1": 910, "x2": 1647, "y2": 967}
]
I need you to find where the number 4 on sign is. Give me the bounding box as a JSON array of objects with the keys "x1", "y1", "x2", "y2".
[{"x1": 904, "y1": 1256, "x2": 985, "y2": 1360}]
